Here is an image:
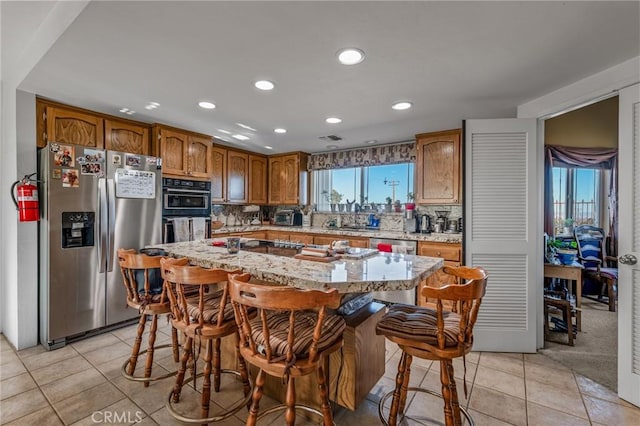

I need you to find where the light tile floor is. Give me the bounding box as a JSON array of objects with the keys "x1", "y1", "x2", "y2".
[{"x1": 1, "y1": 318, "x2": 639, "y2": 425}]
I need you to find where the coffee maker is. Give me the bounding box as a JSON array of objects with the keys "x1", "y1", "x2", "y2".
[{"x1": 416, "y1": 214, "x2": 431, "y2": 234}]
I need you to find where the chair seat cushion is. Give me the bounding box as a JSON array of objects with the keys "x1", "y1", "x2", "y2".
[
  {"x1": 376, "y1": 304, "x2": 460, "y2": 348},
  {"x1": 249, "y1": 311, "x2": 345, "y2": 358},
  {"x1": 186, "y1": 291, "x2": 235, "y2": 323},
  {"x1": 585, "y1": 267, "x2": 618, "y2": 280}
]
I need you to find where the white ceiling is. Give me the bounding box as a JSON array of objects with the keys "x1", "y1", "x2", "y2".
[{"x1": 12, "y1": 1, "x2": 640, "y2": 154}]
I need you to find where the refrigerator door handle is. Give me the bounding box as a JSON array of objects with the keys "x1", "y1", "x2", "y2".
[
  {"x1": 98, "y1": 178, "x2": 108, "y2": 273},
  {"x1": 107, "y1": 178, "x2": 116, "y2": 272}
]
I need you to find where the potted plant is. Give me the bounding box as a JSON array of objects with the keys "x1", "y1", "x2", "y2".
[
  {"x1": 384, "y1": 197, "x2": 393, "y2": 213},
  {"x1": 394, "y1": 199, "x2": 402, "y2": 213},
  {"x1": 406, "y1": 192, "x2": 416, "y2": 211},
  {"x1": 563, "y1": 218, "x2": 575, "y2": 235}
]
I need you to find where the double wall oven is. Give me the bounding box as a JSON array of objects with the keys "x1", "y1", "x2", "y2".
[{"x1": 162, "y1": 177, "x2": 211, "y2": 243}]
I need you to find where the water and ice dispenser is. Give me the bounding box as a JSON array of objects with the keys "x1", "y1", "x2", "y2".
[{"x1": 61, "y1": 212, "x2": 95, "y2": 248}]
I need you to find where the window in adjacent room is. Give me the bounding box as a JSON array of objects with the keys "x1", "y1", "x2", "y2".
[{"x1": 552, "y1": 166, "x2": 602, "y2": 234}]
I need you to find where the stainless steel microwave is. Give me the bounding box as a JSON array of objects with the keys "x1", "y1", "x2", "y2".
[{"x1": 162, "y1": 178, "x2": 211, "y2": 217}]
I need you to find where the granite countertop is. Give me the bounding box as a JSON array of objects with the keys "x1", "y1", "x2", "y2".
[
  {"x1": 211, "y1": 225, "x2": 463, "y2": 244},
  {"x1": 151, "y1": 240, "x2": 443, "y2": 293}
]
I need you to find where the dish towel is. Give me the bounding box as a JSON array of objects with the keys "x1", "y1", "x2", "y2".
[
  {"x1": 191, "y1": 217, "x2": 206, "y2": 240},
  {"x1": 172, "y1": 217, "x2": 190, "y2": 242},
  {"x1": 392, "y1": 245, "x2": 408, "y2": 254},
  {"x1": 377, "y1": 243, "x2": 393, "y2": 253}
]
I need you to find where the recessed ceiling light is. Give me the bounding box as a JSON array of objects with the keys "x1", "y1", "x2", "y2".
[
  {"x1": 198, "y1": 101, "x2": 216, "y2": 109},
  {"x1": 391, "y1": 101, "x2": 413, "y2": 111},
  {"x1": 126, "y1": 110, "x2": 135, "y2": 115},
  {"x1": 232, "y1": 134, "x2": 250, "y2": 141},
  {"x1": 149, "y1": 102, "x2": 160, "y2": 106},
  {"x1": 215, "y1": 136, "x2": 231, "y2": 142},
  {"x1": 254, "y1": 80, "x2": 275, "y2": 91},
  {"x1": 145, "y1": 102, "x2": 160, "y2": 110},
  {"x1": 274, "y1": 128, "x2": 287, "y2": 134},
  {"x1": 119, "y1": 108, "x2": 129, "y2": 113},
  {"x1": 264, "y1": 146, "x2": 273, "y2": 150},
  {"x1": 236, "y1": 123, "x2": 257, "y2": 132},
  {"x1": 217, "y1": 129, "x2": 231, "y2": 134},
  {"x1": 326, "y1": 144, "x2": 339, "y2": 149},
  {"x1": 337, "y1": 48, "x2": 365, "y2": 65},
  {"x1": 366, "y1": 140, "x2": 377, "y2": 144},
  {"x1": 326, "y1": 117, "x2": 342, "y2": 124}
]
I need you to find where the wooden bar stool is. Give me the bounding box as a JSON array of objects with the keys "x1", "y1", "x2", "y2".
[
  {"x1": 376, "y1": 266, "x2": 488, "y2": 426},
  {"x1": 117, "y1": 249, "x2": 188, "y2": 387},
  {"x1": 543, "y1": 296, "x2": 577, "y2": 346},
  {"x1": 160, "y1": 258, "x2": 252, "y2": 424},
  {"x1": 227, "y1": 273, "x2": 346, "y2": 426}
]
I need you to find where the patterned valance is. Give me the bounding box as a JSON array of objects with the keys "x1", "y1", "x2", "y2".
[{"x1": 308, "y1": 142, "x2": 416, "y2": 170}]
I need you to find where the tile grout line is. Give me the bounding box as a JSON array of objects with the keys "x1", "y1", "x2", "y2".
[
  {"x1": 572, "y1": 370, "x2": 595, "y2": 425},
  {"x1": 2, "y1": 342, "x2": 68, "y2": 425}
]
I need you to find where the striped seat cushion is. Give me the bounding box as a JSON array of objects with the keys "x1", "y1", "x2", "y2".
[
  {"x1": 578, "y1": 239, "x2": 602, "y2": 268},
  {"x1": 186, "y1": 290, "x2": 235, "y2": 323},
  {"x1": 586, "y1": 267, "x2": 618, "y2": 280},
  {"x1": 248, "y1": 311, "x2": 345, "y2": 358},
  {"x1": 376, "y1": 304, "x2": 460, "y2": 348}
]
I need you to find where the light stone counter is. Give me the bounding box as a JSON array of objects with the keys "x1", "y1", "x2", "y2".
[
  {"x1": 211, "y1": 225, "x2": 463, "y2": 244},
  {"x1": 152, "y1": 239, "x2": 443, "y2": 293}
]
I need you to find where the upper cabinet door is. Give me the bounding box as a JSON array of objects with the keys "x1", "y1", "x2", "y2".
[
  {"x1": 248, "y1": 155, "x2": 268, "y2": 204},
  {"x1": 227, "y1": 150, "x2": 248, "y2": 203},
  {"x1": 188, "y1": 135, "x2": 213, "y2": 179},
  {"x1": 268, "y1": 156, "x2": 283, "y2": 204},
  {"x1": 159, "y1": 128, "x2": 188, "y2": 176},
  {"x1": 104, "y1": 119, "x2": 149, "y2": 154},
  {"x1": 282, "y1": 154, "x2": 300, "y2": 205},
  {"x1": 211, "y1": 146, "x2": 227, "y2": 203},
  {"x1": 46, "y1": 106, "x2": 104, "y2": 148},
  {"x1": 415, "y1": 129, "x2": 461, "y2": 204}
]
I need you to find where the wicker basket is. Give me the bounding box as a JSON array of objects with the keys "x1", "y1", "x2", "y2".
[{"x1": 211, "y1": 221, "x2": 224, "y2": 230}]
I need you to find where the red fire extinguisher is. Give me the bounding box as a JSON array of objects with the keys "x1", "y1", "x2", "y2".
[{"x1": 11, "y1": 173, "x2": 40, "y2": 222}]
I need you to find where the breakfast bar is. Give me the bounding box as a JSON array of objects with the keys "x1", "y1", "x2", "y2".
[{"x1": 152, "y1": 238, "x2": 443, "y2": 410}]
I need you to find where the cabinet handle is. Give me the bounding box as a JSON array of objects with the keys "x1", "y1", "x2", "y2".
[
  {"x1": 43, "y1": 132, "x2": 48, "y2": 143},
  {"x1": 437, "y1": 252, "x2": 441, "y2": 256}
]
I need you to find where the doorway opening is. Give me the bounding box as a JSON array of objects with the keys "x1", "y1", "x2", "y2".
[{"x1": 541, "y1": 95, "x2": 619, "y2": 391}]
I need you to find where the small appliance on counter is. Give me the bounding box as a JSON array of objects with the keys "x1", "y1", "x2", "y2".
[
  {"x1": 446, "y1": 218, "x2": 459, "y2": 233},
  {"x1": 434, "y1": 210, "x2": 450, "y2": 233},
  {"x1": 416, "y1": 214, "x2": 432, "y2": 234},
  {"x1": 274, "y1": 209, "x2": 303, "y2": 226},
  {"x1": 404, "y1": 207, "x2": 416, "y2": 233}
]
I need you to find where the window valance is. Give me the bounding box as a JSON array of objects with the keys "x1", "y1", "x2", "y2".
[{"x1": 308, "y1": 142, "x2": 416, "y2": 170}]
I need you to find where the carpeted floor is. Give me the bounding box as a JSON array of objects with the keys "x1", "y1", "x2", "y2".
[{"x1": 540, "y1": 298, "x2": 618, "y2": 391}]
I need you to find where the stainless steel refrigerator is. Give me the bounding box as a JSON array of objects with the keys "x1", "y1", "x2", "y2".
[{"x1": 39, "y1": 143, "x2": 162, "y2": 350}]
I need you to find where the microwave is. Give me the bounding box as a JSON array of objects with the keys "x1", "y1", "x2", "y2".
[
  {"x1": 274, "y1": 210, "x2": 303, "y2": 226},
  {"x1": 162, "y1": 178, "x2": 211, "y2": 217}
]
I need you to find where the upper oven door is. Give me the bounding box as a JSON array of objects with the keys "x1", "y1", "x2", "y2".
[{"x1": 164, "y1": 191, "x2": 209, "y2": 210}]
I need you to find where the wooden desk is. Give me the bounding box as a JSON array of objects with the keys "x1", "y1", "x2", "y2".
[{"x1": 544, "y1": 262, "x2": 583, "y2": 330}]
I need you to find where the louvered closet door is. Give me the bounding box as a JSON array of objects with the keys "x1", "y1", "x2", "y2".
[
  {"x1": 465, "y1": 119, "x2": 538, "y2": 352},
  {"x1": 618, "y1": 83, "x2": 640, "y2": 407}
]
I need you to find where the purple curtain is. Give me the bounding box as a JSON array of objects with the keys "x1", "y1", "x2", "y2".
[{"x1": 544, "y1": 146, "x2": 618, "y2": 254}]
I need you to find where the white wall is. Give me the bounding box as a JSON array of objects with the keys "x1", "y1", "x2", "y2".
[{"x1": 0, "y1": 1, "x2": 88, "y2": 349}]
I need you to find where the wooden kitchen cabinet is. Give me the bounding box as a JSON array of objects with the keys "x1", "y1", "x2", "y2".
[
  {"x1": 227, "y1": 150, "x2": 248, "y2": 203},
  {"x1": 293, "y1": 234, "x2": 314, "y2": 245},
  {"x1": 153, "y1": 125, "x2": 213, "y2": 179},
  {"x1": 267, "y1": 230, "x2": 291, "y2": 241},
  {"x1": 44, "y1": 105, "x2": 104, "y2": 148},
  {"x1": 210, "y1": 146, "x2": 227, "y2": 202},
  {"x1": 248, "y1": 154, "x2": 268, "y2": 204},
  {"x1": 417, "y1": 241, "x2": 462, "y2": 308},
  {"x1": 415, "y1": 129, "x2": 461, "y2": 204},
  {"x1": 188, "y1": 135, "x2": 213, "y2": 179},
  {"x1": 313, "y1": 235, "x2": 336, "y2": 246},
  {"x1": 105, "y1": 118, "x2": 150, "y2": 155},
  {"x1": 37, "y1": 98, "x2": 149, "y2": 154},
  {"x1": 268, "y1": 152, "x2": 309, "y2": 205},
  {"x1": 349, "y1": 237, "x2": 370, "y2": 248}
]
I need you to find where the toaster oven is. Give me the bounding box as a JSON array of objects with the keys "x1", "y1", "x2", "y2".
[{"x1": 274, "y1": 210, "x2": 303, "y2": 226}]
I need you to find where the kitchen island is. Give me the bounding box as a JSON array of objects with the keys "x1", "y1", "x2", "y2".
[{"x1": 152, "y1": 238, "x2": 443, "y2": 410}]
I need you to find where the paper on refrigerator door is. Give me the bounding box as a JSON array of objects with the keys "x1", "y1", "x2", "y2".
[
  {"x1": 172, "y1": 217, "x2": 190, "y2": 242},
  {"x1": 191, "y1": 217, "x2": 206, "y2": 240}
]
